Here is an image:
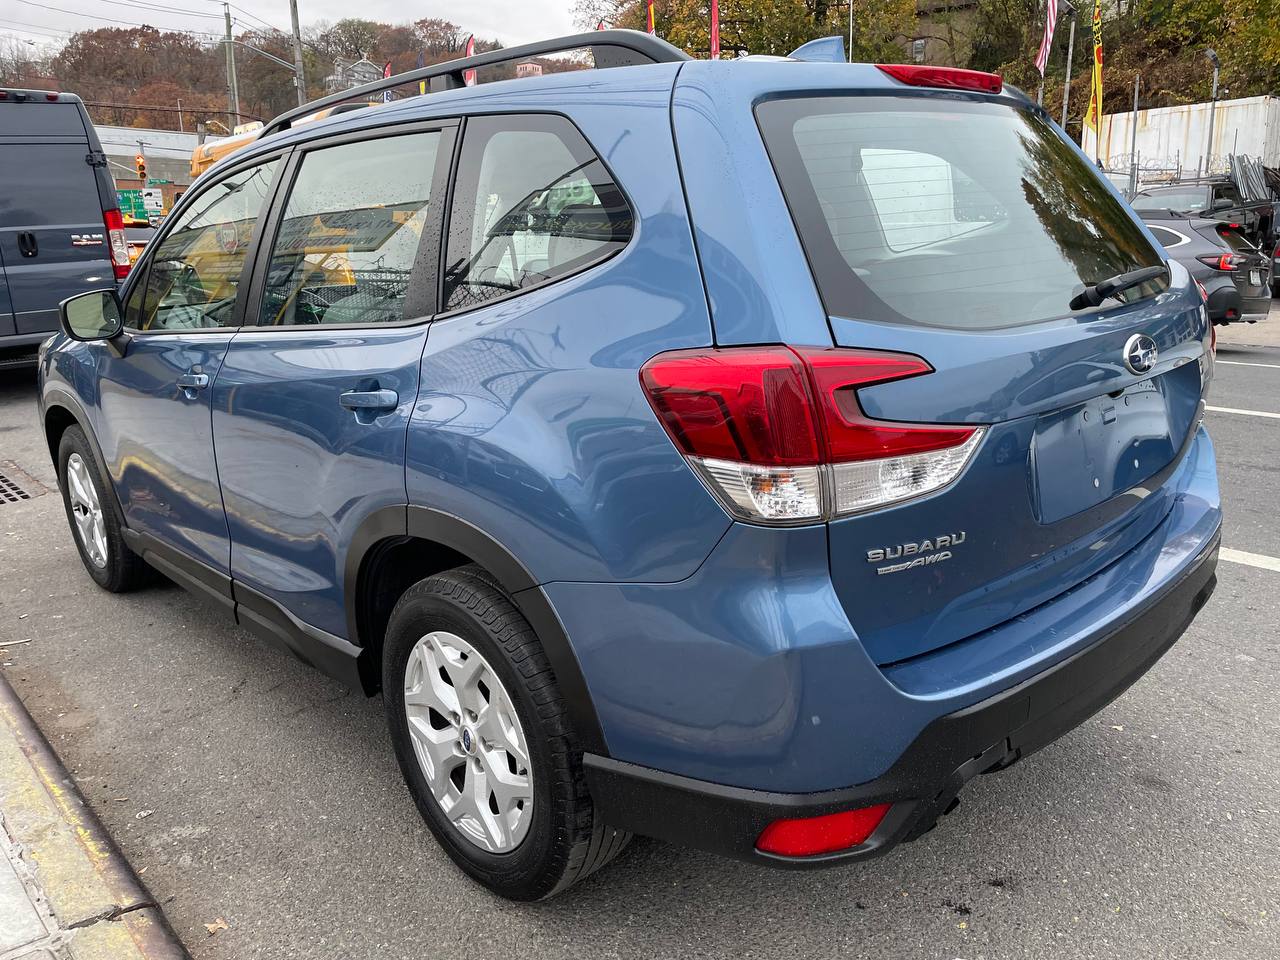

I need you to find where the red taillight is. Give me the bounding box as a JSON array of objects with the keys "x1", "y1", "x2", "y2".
[
  {"x1": 756, "y1": 804, "x2": 892, "y2": 857},
  {"x1": 640, "y1": 346, "x2": 983, "y2": 522},
  {"x1": 1198, "y1": 253, "x2": 1239, "y2": 272},
  {"x1": 102, "y1": 208, "x2": 131, "y2": 280},
  {"x1": 45, "y1": 92, "x2": 59, "y2": 101},
  {"x1": 876, "y1": 63, "x2": 1002, "y2": 95},
  {"x1": 639, "y1": 347, "x2": 821, "y2": 467},
  {"x1": 1195, "y1": 278, "x2": 1209, "y2": 302},
  {"x1": 795, "y1": 347, "x2": 978, "y2": 463}
]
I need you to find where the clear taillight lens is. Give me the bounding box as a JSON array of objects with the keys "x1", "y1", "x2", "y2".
[
  {"x1": 102, "y1": 208, "x2": 130, "y2": 280},
  {"x1": 640, "y1": 345, "x2": 984, "y2": 524}
]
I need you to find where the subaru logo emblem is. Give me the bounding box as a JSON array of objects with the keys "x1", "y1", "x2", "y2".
[{"x1": 1123, "y1": 334, "x2": 1158, "y2": 375}]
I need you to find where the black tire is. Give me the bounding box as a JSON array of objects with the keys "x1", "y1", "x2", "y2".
[
  {"x1": 56, "y1": 426, "x2": 150, "y2": 592},
  {"x1": 382, "y1": 565, "x2": 630, "y2": 900}
]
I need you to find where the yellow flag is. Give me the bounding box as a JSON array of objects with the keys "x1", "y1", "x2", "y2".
[{"x1": 1083, "y1": 0, "x2": 1104, "y2": 133}]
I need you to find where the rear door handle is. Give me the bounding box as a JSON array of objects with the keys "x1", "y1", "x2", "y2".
[
  {"x1": 339, "y1": 389, "x2": 399, "y2": 411},
  {"x1": 177, "y1": 372, "x2": 210, "y2": 389}
]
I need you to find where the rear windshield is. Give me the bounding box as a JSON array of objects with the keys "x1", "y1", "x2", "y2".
[
  {"x1": 0, "y1": 101, "x2": 88, "y2": 139},
  {"x1": 757, "y1": 96, "x2": 1168, "y2": 330},
  {"x1": 1131, "y1": 188, "x2": 1207, "y2": 212},
  {"x1": 1215, "y1": 227, "x2": 1256, "y2": 254}
]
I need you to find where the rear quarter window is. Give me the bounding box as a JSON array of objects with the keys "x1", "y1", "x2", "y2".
[{"x1": 757, "y1": 96, "x2": 1168, "y2": 330}]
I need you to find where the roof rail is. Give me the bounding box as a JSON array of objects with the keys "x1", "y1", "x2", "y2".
[{"x1": 261, "y1": 29, "x2": 690, "y2": 137}]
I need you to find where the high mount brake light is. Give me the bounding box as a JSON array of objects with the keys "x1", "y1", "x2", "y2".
[
  {"x1": 102, "y1": 208, "x2": 130, "y2": 280},
  {"x1": 640, "y1": 346, "x2": 985, "y2": 524},
  {"x1": 876, "y1": 63, "x2": 1003, "y2": 95}
]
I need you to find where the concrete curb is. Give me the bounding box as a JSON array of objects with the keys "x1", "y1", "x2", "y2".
[{"x1": 0, "y1": 673, "x2": 190, "y2": 960}]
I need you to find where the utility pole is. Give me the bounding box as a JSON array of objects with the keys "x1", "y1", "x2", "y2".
[
  {"x1": 1128, "y1": 73, "x2": 1140, "y2": 195},
  {"x1": 1202, "y1": 48, "x2": 1220, "y2": 178},
  {"x1": 223, "y1": 2, "x2": 240, "y2": 129},
  {"x1": 1060, "y1": 8, "x2": 1076, "y2": 128},
  {"x1": 176, "y1": 97, "x2": 184, "y2": 132},
  {"x1": 848, "y1": 0, "x2": 853, "y2": 63},
  {"x1": 288, "y1": 0, "x2": 307, "y2": 107}
]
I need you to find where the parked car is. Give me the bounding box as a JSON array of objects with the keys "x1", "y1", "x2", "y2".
[
  {"x1": 0, "y1": 89, "x2": 131, "y2": 368},
  {"x1": 1141, "y1": 214, "x2": 1271, "y2": 323},
  {"x1": 38, "y1": 32, "x2": 1221, "y2": 901},
  {"x1": 1130, "y1": 179, "x2": 1270, "y2": 243}
]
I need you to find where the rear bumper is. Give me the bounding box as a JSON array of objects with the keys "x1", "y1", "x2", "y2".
[{"x1": 585, "y1": 526, "x2": 1219, "y2": 866}]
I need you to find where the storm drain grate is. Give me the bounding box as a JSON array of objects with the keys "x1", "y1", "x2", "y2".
[{"x1": 0, "y1": 462, "x2": 46, "y2": 504}]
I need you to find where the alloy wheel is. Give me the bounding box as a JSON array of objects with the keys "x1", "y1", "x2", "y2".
[
  {"x1": 403, "y1": 630, "x2": 534, "y2": 853},
  {"x1": 66, "y1": 453, "x2": 107, "y2": 569}
]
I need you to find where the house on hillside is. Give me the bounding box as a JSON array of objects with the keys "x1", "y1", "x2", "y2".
[
  {"x1": 323, "y1": 57, "x2": 383, "y2": 94},
  {"x1": 906, "y1": 0, "x2": 980, "y2": 66}
]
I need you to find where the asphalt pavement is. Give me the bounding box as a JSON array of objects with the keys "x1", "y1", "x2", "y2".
[{"x1": 1, "y1": 313, "x2": 1278, "y2": 960}]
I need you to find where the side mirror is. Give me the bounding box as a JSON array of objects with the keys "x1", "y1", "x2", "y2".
[
  {"x1": 1213, "y1": 197, "x2": 1233, "y2": 210},
  {"x1": 59, "y1": 289, "x2": 124, "y2": 342}
]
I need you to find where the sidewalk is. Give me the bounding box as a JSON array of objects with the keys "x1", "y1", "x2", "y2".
[{"x1": 0, "y1": 676, "x2": 188, "y2": 960}]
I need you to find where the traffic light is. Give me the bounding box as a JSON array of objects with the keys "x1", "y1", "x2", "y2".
[{"x1": 134, "y1": 153, "x2": 146, "y2": 181}]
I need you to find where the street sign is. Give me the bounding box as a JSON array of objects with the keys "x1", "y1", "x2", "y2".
[
  {"x1": 116, "y1": 189, "x2": 147, "y2": 220},
  {"x1": 141, "y1": 187, "x2": 164, "y2": 214},
  {"x1": 146, "y1": 178, "x2": 172, "y2": 186}
]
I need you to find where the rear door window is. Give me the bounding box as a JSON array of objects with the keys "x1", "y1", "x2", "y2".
[
  {"x1": 256, "y1": 131, "x2": 444, "y2": 326},
  {"x1": 442, "y1": 114, "x2": 632, "y2": 313},
  {"x1": 757, "y1": 97, "x2": 1168, "y2": 329},
  {"x1": 0, "y1": 102, "x2": 87, "y2": 138},
  {"x1": 0, "y1": 144, "x2": 101, "y2": 224}
]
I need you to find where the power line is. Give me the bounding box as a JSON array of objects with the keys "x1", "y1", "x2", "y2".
[
  {"x1": 0, "y1": 18, "x2": 75, "y2": 39},
  {"x1": 225, "y1": 3, "x2": 286, "y2": 36},
  {"x1": 13, "y1": 0, "x2": 222, "y2": 38},
  {"x1": 94, "y1": 0, "x2": 222, "y2": 20}
]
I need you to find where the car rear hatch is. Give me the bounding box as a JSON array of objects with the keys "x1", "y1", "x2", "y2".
[
  {"x1": 1196, "y1": 222, "x2": 1271, "y2": 307},
  {"x1": 752, "y1": 82, "x2": 1209, "y2": 667}
]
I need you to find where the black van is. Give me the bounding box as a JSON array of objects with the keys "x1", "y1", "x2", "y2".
[{"x1": 1, "y1": 89, "x2": 131, "y2": 367}]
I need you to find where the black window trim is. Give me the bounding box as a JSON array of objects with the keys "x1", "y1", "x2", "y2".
[
  {"x1": 242, "y1": 117, "x2": 461, "y2": 333},
  {"x1": 432, "y1": 110, "x2": 637, "y2": 324},
  {"x1": 122, "y1": 149, "x2": 291, "y2": 337}
]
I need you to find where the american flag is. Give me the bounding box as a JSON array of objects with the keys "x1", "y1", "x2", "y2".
[{"x1": 1034, "y1": 0, "x2": 1059, "y2": 76}]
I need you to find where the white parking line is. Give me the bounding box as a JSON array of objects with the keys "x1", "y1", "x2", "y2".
[
  {"x1": 1206, "y1": 405, "x2": 1280, "y2": 420},
  {"x1": 1221, "y1": 548, "x2": 1280, "y2": 573},
  {"x1": 1217, "y1": 360, "x2": 1280, "y2": 370}
]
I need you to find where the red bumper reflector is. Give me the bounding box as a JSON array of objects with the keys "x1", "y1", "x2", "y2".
[{"x1": 756, "y1": 803, "x2": 891, "y2": 857}]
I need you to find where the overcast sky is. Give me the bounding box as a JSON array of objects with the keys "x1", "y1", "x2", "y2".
[{"x1": 2, "y1": 1, "x2": 581, "y2": 50}]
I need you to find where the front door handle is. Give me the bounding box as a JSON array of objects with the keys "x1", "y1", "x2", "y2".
[
  {"x1": 339, "y1": 389, "x2": 399, "y2": 411},
  {"x1": 176, "y1": 372, "x2": 210, "y2": 389},
  {"x1": 340, "y1": 388, "x2": 399, "y2": 424}
]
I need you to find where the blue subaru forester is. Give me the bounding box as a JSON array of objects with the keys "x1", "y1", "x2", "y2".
[{"x1": 39, "y1": 32, "x2": 1221, "y2": 900}]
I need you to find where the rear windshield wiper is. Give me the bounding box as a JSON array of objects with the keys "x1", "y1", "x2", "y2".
[{"x1": 1070, "y1": 265, "x2": 1169, "y2": 310}]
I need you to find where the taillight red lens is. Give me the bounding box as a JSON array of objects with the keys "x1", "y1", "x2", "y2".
[
  {"x1": 102, "y1": 208, "x2": 131, "y2": 279},
  {"x1": 756, "y1": 803, "x2": 892, "y2": 857},
  {"x1": 876, "y1": 63, "x2": 1002, "y2": 95},
  {"x1": 795, "y1": 347, "x2": 977, "y2": 462},
  {"x1": 640, "y1": 347, "x2": 821, "y2": 467},
  {"x1": 1197, "y1": 253, "x2": 1239, "y2": 272},
  {"x1": 640, "y1": 346, "x2": 983, "y2": 522}
]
